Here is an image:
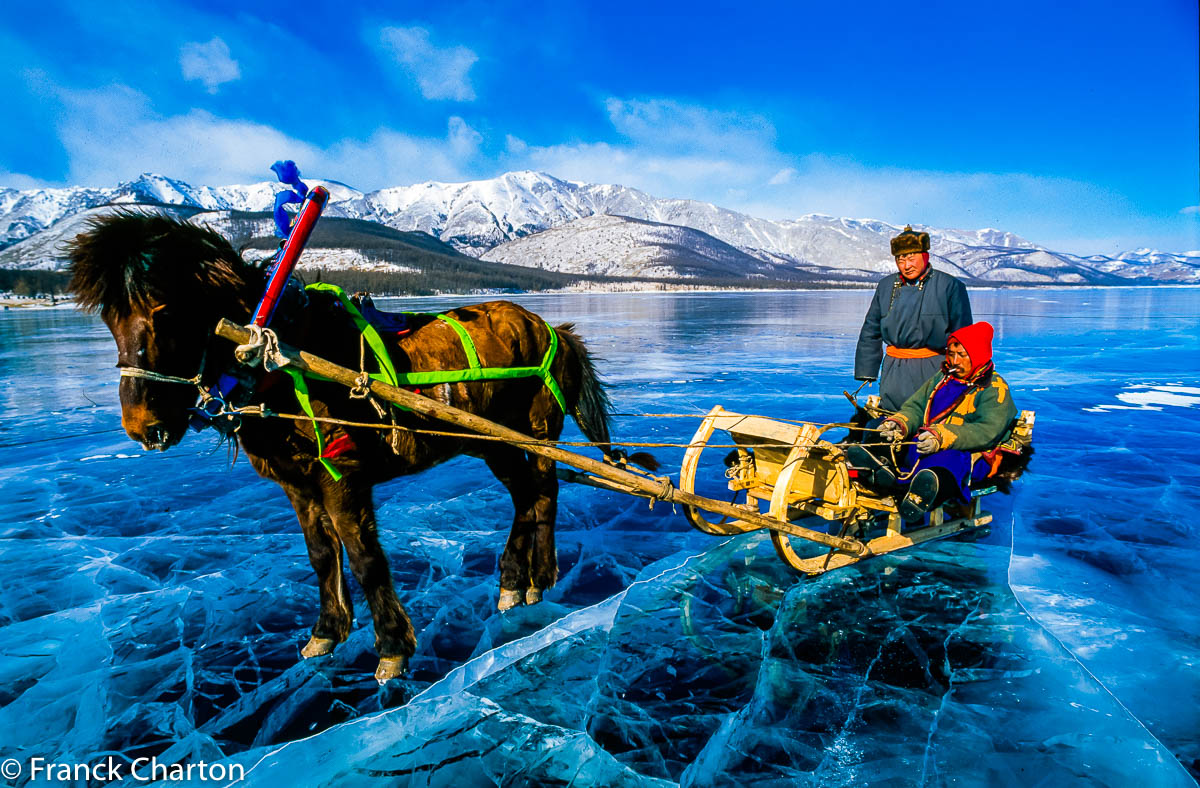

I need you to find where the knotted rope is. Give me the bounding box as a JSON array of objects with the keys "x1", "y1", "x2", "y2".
[
  {"x1": 345, "y1": 332, "x2": 402, "y2": 453},
  {"x1": 234, "y1": 326, "x2": 290, "y2": 372}
]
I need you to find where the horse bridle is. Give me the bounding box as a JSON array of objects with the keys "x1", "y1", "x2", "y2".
[
  {"x1": 118, "y1": 342, "x2": 224, "y2": 420},
  {"x1": 118, "y1": 345, "x2": 208, "y2": 388},
  {"x1": 117, "y1": 326, "x2": 286, "y2": 431}
]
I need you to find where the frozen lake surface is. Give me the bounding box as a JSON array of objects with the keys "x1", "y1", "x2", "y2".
[{"x1": 1, "y1": 287, "x2": 1197, "y2": 785}]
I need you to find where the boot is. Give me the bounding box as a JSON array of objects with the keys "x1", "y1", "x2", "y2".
[
  {"x1": 846, "y1": 444, "x2": 897, "y2": 490},
  {"x1": 899, "y1": 468, "x2": 940, "y2": 523}
]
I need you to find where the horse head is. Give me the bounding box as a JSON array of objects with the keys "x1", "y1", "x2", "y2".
[{"x1": 68, "y1": 211, "x2": 261, "y2": 450}]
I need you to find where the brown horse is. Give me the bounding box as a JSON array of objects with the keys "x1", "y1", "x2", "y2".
[{"x1": 68, "y1": 211, "x2": 620, "y2": 682}]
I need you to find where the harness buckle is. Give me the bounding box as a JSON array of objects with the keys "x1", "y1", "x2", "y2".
[{"x1": 188, "y1": 366, "x2": 257, "y2": 432}]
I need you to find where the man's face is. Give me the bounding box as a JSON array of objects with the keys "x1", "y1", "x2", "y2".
[
  {"x1": 946, "y1": 339, "x2": 972, "y2": 379},
  {"x1": 895, "y1": 252, "x2": 928, "y2": 280}
]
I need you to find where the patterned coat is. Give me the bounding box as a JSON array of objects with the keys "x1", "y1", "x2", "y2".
[{"x1": 889, "y1": 367, "x2": 1017, "y2": 453}]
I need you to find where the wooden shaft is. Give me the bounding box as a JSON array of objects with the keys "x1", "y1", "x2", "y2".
[{"x1": 215, "y1": 319, "x2": 866, "y2": 555}]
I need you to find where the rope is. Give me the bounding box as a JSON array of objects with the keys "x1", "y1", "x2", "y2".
[
  {"x1": 648, "y1": 475, "x2": 675, "y2": 508},
  {"x1": 890, "y1": 441, "x2": 920, "y2": 483},
  {"x1": 119, "y1": 346, "x2": 208, "y2": 395},
  {"x1": 0, "y1": 427, "x2": 126, "y2": 450},
  {"x1": 118, "y1": 367, "x2": 202, "y2": 386},
  {"x1": 611, "y1": 411, "x2": 903, "y2": 435},
  {"x1": 234, "y1": 326, "x2": 290, "y2": 372},
  {"x1": 217, "y1": 404, "x2": 911, "y2": 451},
  {"x1": 342, "y1": 331, "x2": 399, "y2": 453},
  {"x1": 611, "y1": 412, "x2": 867, "y2": 429}
]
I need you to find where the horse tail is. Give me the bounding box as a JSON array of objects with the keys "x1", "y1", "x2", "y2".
[
  {"x1": 554, "y1": 323, "x2": 612, "y2": 444},
  {"x1": 554, "y1": 323, "x2": 659, "y2": 473}
]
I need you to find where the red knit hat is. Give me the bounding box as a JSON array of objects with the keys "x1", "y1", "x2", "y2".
[{"x1": 948, "y1": 321, "x2": 994, "y2": 375}]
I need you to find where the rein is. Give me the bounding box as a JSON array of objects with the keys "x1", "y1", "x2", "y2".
[{"x1": 119, "y1": 346, "x2": 208, "y2": 388}]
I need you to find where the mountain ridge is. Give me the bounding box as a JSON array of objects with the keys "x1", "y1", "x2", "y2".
[{"x1": 1, "y1": 171, "x2": 1197, "y2": 285}]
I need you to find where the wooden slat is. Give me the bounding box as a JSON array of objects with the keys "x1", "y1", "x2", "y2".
[{"x1": 786, "y1": 511, "x2": 994, "y2": 574}]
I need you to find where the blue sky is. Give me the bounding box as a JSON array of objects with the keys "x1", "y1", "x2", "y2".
[{"x1": 2, "y1": 0, "x2": 1197, "y2": 254}]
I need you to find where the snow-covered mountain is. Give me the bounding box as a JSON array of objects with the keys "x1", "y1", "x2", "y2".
[
  {"x1": 0, "y1": 173, "x2": 360, "y2": 248},
  {"x1": 2, "y1": 170, "x2": 1197, "y2": 285},
  {"x1": 481, "y1": 214, "x2": 816, "y2": 281}
]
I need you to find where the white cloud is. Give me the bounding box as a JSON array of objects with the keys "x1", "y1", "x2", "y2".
[
  {"x1": 605, "y1": 98, "x2": 776, "y2": 155},
  {"x1": 768, "y1": 167, "x2": 796, "y2": 185},
  {"x1": 500, "y1": 96, "x2": 1179, "y2": 254},
  {"x1": 320, "y1": 117, "x2": 482, "y2": 186},
  {"x1": 54, "y1": 84, "x2": 311, "y2": 186},
  {"x1": 179, "y1": 38, "x2": 240, "y2": 94},
  {"x1": 508, "y1": 99, "x2": 789, "y2": 202},
  {"x1": 25, "y1": 71, "x2": 1191, "y2": 255},
  {"x1": 379, "y1": 26, "x2": 477, "y2": 101},
  {"x1": 504, "y1": 134, "x2": 528, "y2": 155},
  {"x1": 447, "y1": 116, "x2": 482, "y2": 158},
  {"x1": 0, "y1": 169, "x2": 56, "y2": 190},
  {"x1": 1181, "y1": 205, "x2": 1200, "y2": 215},
  {"x1": 50, "y1": 83, "x2": 479, "y2": 188}
]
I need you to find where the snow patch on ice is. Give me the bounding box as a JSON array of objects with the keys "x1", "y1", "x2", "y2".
[{"x1": 1089, "y1": 384, "x2": 1200, "y2": 412}]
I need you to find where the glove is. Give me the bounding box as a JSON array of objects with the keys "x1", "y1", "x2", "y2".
[
  {"x1": 879, "y1": 420, "x2": 904, "y2": 443},
  {"x1": 915, "y1": 430, "x2": 940, "y2": 455}
]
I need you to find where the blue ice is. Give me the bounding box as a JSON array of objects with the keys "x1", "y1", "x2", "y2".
[{"x1": 0, "y1": 288, "x2": 1196, "y2": 785}]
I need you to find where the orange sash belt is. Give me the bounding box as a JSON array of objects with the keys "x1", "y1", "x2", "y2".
[{"x1": 885, "y1": 345, "x2": 940, "y2": 359}]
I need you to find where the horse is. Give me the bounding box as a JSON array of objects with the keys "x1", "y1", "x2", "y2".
[{"x1": 67, "y1": 211, "x2": 629, "y2": 683}]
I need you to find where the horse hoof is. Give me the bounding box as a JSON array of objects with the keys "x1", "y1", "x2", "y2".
[
  {"x1": 301, "y1": 636, "x2": 337, "y2": 658},
  {"x1": 498, "y1": 588, "x2": 523, "y2": 611},
  {"x1": 525, "y1": 588, "x2": 542, "y2": 605},
  {"x1": 375, "y1": 656, "x2": 407, "y2": 684}
]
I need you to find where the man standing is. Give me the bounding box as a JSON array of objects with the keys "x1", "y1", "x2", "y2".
[{"x1": 855, "y1": 225, "x2": 973, "y2": 410}]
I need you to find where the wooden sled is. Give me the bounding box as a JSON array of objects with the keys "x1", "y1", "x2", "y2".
[{"x1": 680, "y1": 403, "x2": 1035, "y2": 575}]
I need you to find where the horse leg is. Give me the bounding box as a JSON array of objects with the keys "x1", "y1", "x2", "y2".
[
  {"x1": 526, "y1": 454, "x2": 559, "y2": 605},
  {"x1": 484, "y1": 448, "x2": 538, "y2": 611},
  {"x1": 285, "y1": 486, "x2": 353, "y2": 658},
  {"x1": 524, "y1": 386, "x2": 565, "y2": 605},
  {"x1": 322, "y1": 481, "x2": 416, "y2": 683}
]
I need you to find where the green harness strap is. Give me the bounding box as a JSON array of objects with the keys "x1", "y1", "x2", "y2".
[
  {"x1": 287, "y1": 284, "x2": 567, "y2": 478},
  {"x1": 283, "y1": 367, "x2": 343, "y2": 480},
  {"x1": 305, "y1": 283, "x2": 402, "y2": 387}
]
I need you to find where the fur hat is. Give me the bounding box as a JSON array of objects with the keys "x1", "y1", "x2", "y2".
[{"x1": 890, "y1": 225, "x2": 930, "y2": 256}]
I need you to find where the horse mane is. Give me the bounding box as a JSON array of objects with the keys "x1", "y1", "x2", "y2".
[{"x1": 68, "y1": 210, "x2": 260, "y2": 317}]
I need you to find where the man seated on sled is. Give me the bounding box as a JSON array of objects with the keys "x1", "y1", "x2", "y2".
[{"x1": 847, "y1": 320, "x2": 1019, "y2": 522}]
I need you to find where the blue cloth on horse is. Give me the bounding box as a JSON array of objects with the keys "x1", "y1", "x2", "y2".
[{"x1": 358, "y1": 301, "x2": 412, "y2": 335}]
